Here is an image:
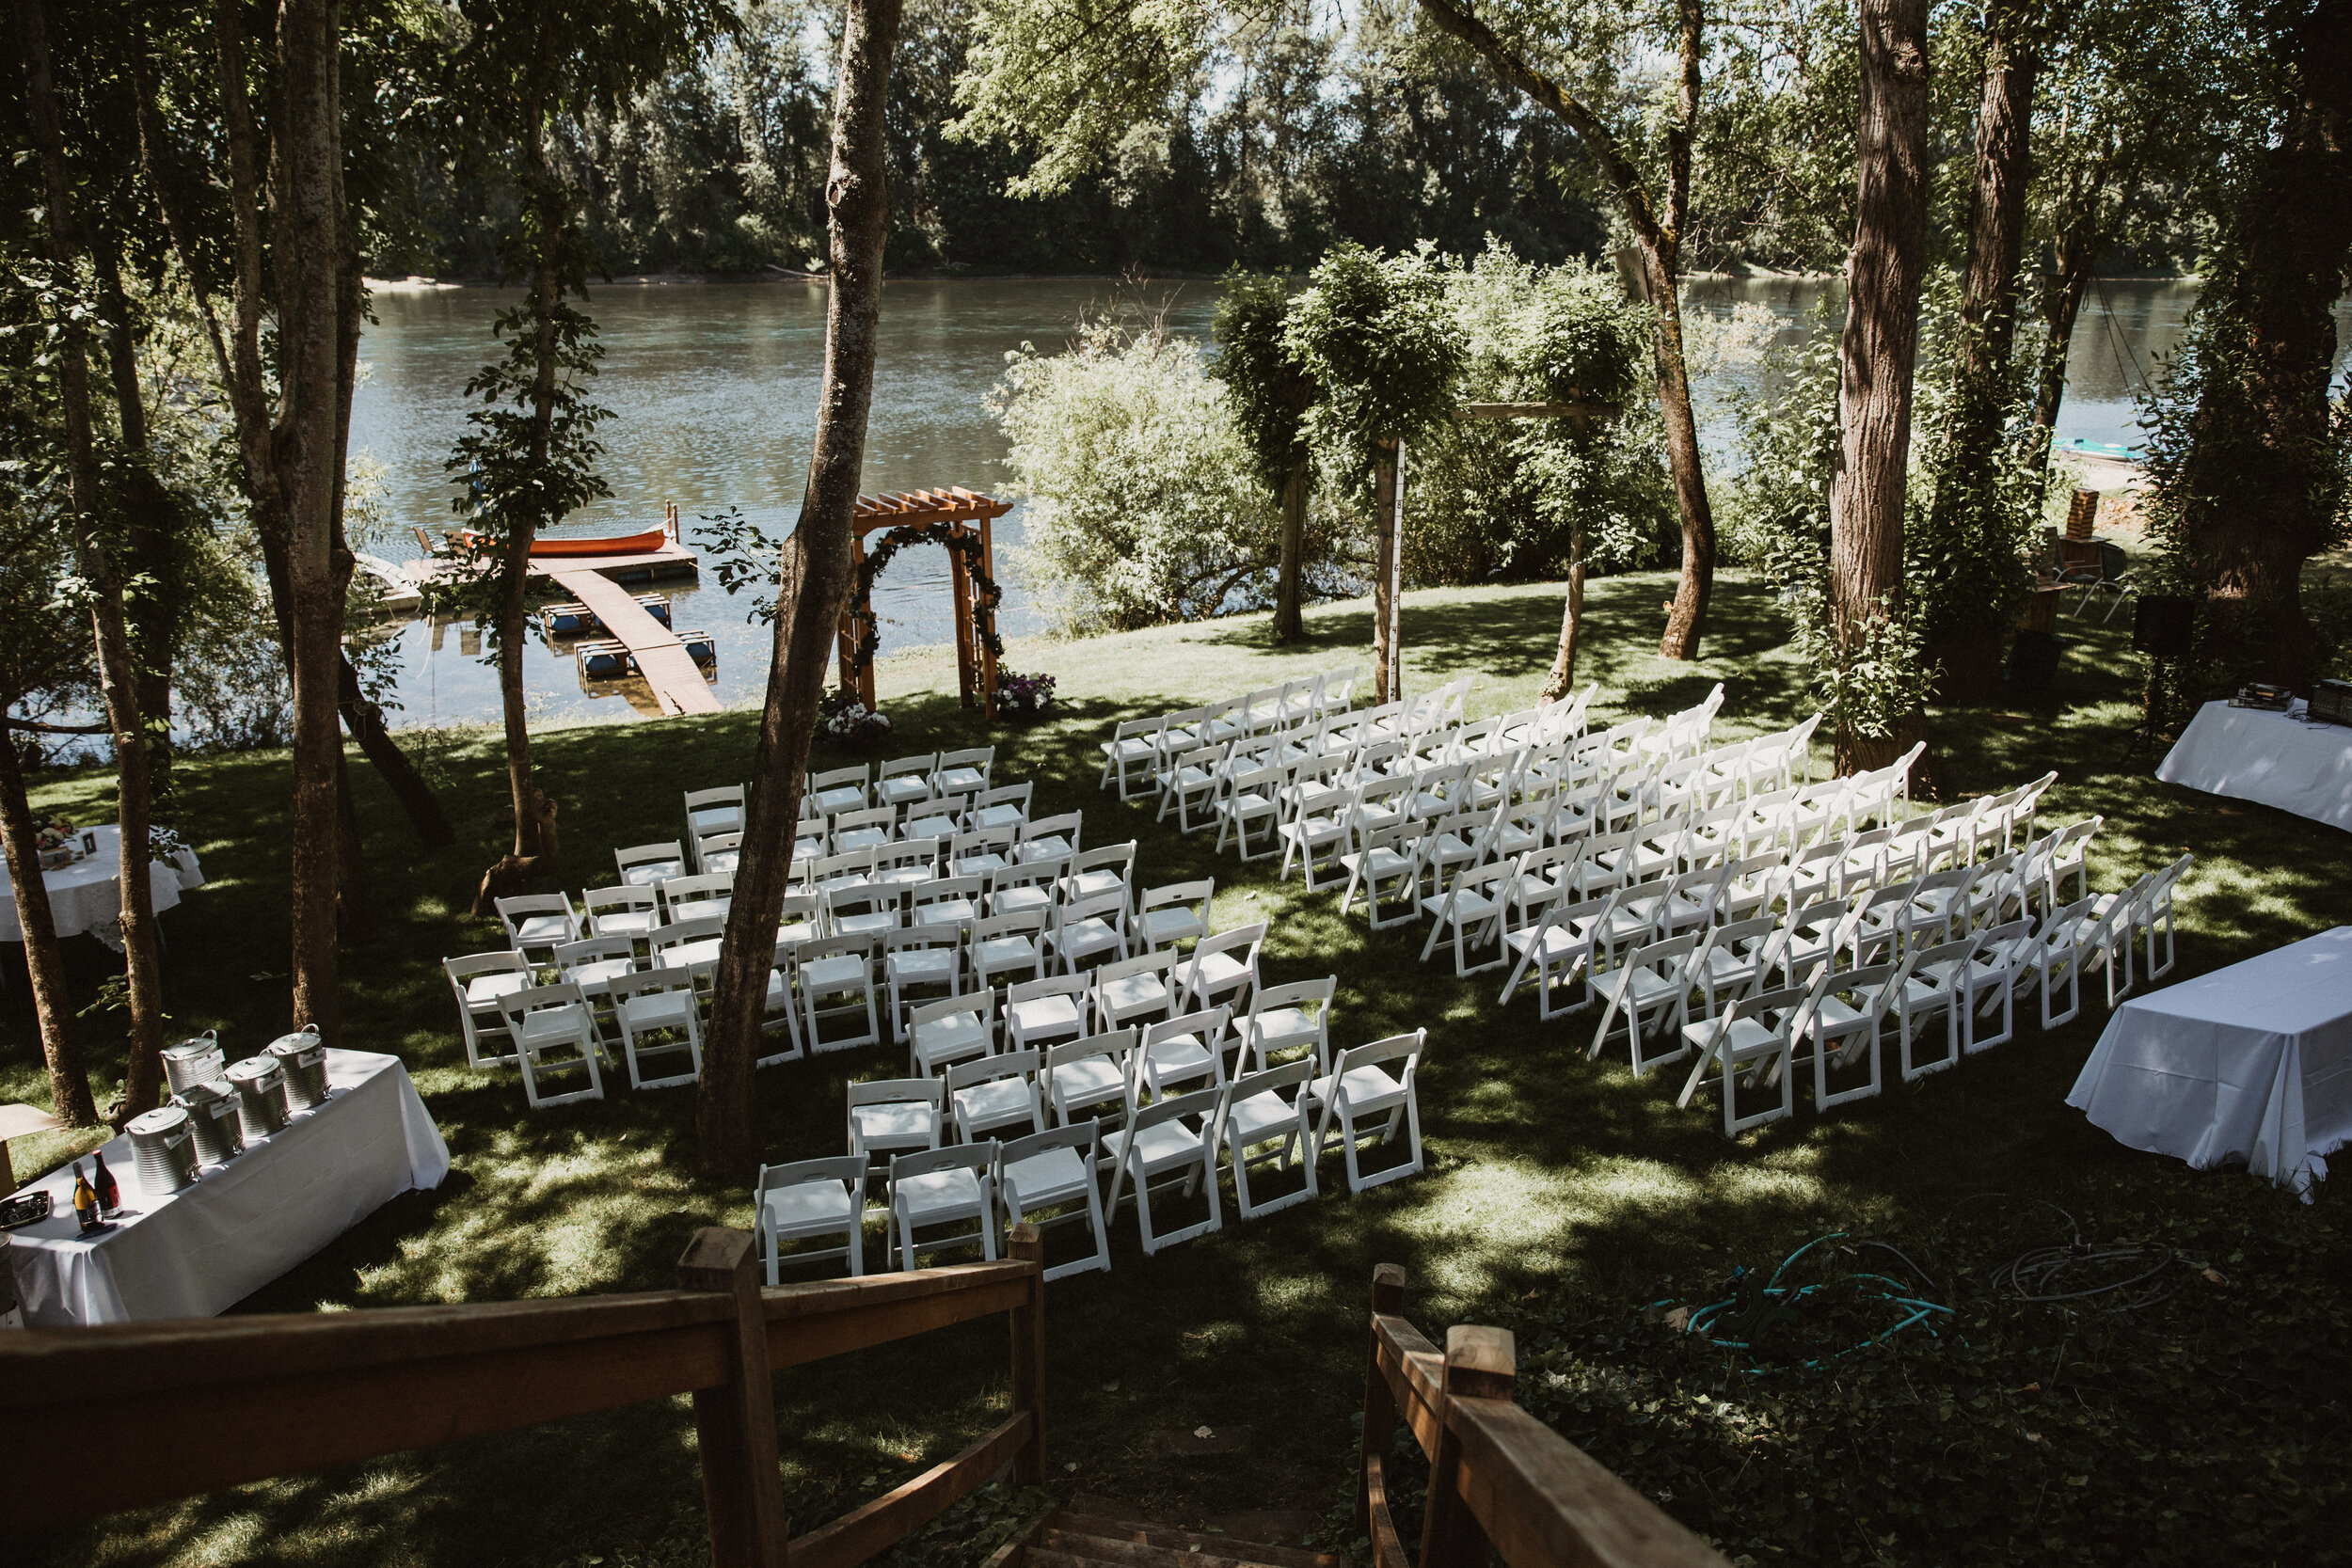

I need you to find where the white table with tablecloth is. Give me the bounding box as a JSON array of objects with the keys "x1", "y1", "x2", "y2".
[
  {"x1": 2, "y1": 1050, "x2": 449, "y2": 1324},
  {"x1": 2155, "y1": 698, "x2": 2352, "y2": 832},
  {"x1": 2067, "y1": 927, "x2": 2352, "y2": 1197},
  {"x1": 0, "y1": 824, "x2": 205, "y2": 944}
]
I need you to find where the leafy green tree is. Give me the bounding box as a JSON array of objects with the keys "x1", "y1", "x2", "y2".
[
  {"x1": 1211, "y1": 271, "x2": 1320, "y2": 640},
  {"x1": 1284, "y1": 242, "x2": 1465, "y2": 701}
]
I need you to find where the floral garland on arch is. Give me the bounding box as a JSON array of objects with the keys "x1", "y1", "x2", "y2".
[{"x1": 846, "y1": 522, "x2": 1006, "y2": 679}]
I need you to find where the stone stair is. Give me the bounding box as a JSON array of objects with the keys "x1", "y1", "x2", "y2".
[{"x1": 993, "y1": 1511, "x2": 1345, "y2": 1568}]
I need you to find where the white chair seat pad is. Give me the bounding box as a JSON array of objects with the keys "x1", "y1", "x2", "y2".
[
  {"x1": 467, "y1": 972, "x2": 531, "y2": 1005},
  {"x1": 897, "y1": 1166, "x2": 983, "y2": 1220},
  {"x1": 977, "y1": 936, "x2": 1041, "y2": 970},
  {"x1": 803, "y1": 955, "x2": 869, "y2": 990},
  {"x1": 1003, "y1": 1147, "x2": 1091, "y2": 1208},
  {"x1": 852, "y1": 1102, "x2": 938, "y2": 1145},
  {"x1": 1049, "y1": 1054, "x2": 1124, "y2": 1104},
  {"x1": 1100, "y1": 974, "x2": 1171, "y2": 1017},
  {"x1": 1114, "y1": 1120, "x2": 1206, "y2": 1172},
  {"x1": 1225, "y1": 1091, "x2": 1300, "y2": 1146},
  {"x1": 1311, "y1": 1064, "x2": 1405, "y2": 1113},
  {"x1": 513, "y1": 915, "x2": 572, "y2": 944},
  {"x1": 765, "y1": 1181, "x2": 853, "y2": 1232},
  {"x1": 953, "y1": 1079, "x2": 1035, "y2": 1129},
  {"x1": 1011, "y1": 994, "x2": 1085, "y2": 1034}
]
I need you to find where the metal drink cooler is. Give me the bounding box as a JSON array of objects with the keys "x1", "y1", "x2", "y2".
[
  {"x1": 267, "y1": 1027, "x2": 330, "y2": 1112},
  {"x1": 127, "y1": 1106, "x2": 201, "y2": 1196},
  {"x1": 223, "y1": 1055, "x2": 290, "y2": 1142},
  {"x1": 174, "y1": 1080, "x2": 245, "y2": 1165},
  {"x1": 163, "y1": 1032, "x2": 227, "y2": 1095}
]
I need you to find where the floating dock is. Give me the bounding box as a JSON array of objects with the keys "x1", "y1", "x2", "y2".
[{"x1": 541, "y1": 565, "x2": 719, "y2": 716}]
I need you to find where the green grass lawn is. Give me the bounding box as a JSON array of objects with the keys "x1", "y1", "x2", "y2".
[{"x1": 7, "y1": 568, "x2": 2346, "y2": 1568}]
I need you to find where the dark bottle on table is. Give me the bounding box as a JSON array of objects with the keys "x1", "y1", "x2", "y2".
[
  {"x1": 72, "y1": 1163, "x2": 100, "y2": 1233},
  {"x1": 91, "y1": 1150, "x2": 120, "y2": 1214}
]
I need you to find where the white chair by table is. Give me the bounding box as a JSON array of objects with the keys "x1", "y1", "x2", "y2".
[
  {"x1": 447, "y1": 951, "x2": 532, "y2": 1068},
  {"x1": 1217, "y1": 1059, "x2": 1318, "y2": 1218},
  {"x1": 755, "y1": 1156, "x2": 866, "y2": 1282},
  {"x1": 497, "y1": 982, "x2": 605, "y2": 1109},
  {"x1": 496, "y1": 893, "x2": 579, "y2": 965},
  {"x1": 995, "y1": 1123, "x2": 1112, "y2": 1280},
  {"x1": 889, "y1": 1142, "x2": 998, "y2": 1270},
  {"x1": 607, "y1": 969, "x2": 704, "y2": 1089},
  {"x1": 1104, "y1": 1087, "x2": 1224, "y2": 1254},
  {"x1": 2132, "y1": 853, "x2": 2194, "y2": 982},
  {"x1": 1309, "y1": 1031, "x2": 1426, "y2": 1195}
]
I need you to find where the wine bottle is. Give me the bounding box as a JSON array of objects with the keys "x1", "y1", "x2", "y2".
[
  {"x1": 91, "y1": 1150, "x2": 120, "y2": 1213},
  {"x1": 72, "y1": 1163, "x2": 100, "y2": 1233}
]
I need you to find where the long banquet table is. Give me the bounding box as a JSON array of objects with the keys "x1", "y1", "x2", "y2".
[
  {"x1": 2155, "y1": 698, "x2": 2352, "y2": 832},
  {"x1": 2067, "y1": 927, "x2": 2352, "y2": 1197},
  {"x1": 3, "y1": 1050, "x2": 449, "y2": 1324},
  {"x1": 0, "y1": 823, "x2": 205, "y2": 944}
]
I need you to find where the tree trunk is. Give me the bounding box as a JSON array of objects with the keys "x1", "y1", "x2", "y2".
[
  {"x1": 1540, "y1": 522, "x2": 1589, "y2": 703},
  {"x1": 2026, "y1": 215, "x2": 2100, "y2": 501},
  {"x1": 1922, "y1": 5, "x2": 2039, "y2": 705},
  {"x1": 1371, "y1": 442, "x2": 1399, "y2": 704},
  {"x1": 696, "y1": 0, "x2": 905, "y2": 1182},
  {"x1": 16, "y1": 0, "x2": 171, "y2": 1120},
  {"x1": 278, "y1": 0, "x2": 349, "y2": 1045},
  {"x1": 0, "y1": 729, "x2": 98, "y2": 1126},
  {"x1": 1832, "y1": 0, "x2": 1932, "y2": 774},
  {"x1": 1272, "y1": 458, "x2": 1307, "y2": 641},
  {"x1": 340, "y1": 654, "x2": 455, "y2": 847},
  {"x1": 2173, "y1": 6, "x2": 2352, "y2": 696},
  {"x1": 1644, "y1": 243, "x2": 1716, "y2": 662}
]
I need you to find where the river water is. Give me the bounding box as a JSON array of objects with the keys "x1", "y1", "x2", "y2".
[{"x1": 347, "y1": 276, "x2": 2214, "y2": 728}]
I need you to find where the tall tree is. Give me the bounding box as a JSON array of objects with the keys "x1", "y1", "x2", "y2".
[
  {"x1": 2143, "y1": 0, "x2": 2352, "y2": 697},
  {"x1": 1211, "y1": 271, "x2": 1318, "y2": 641},
  {"x1": 14, "y1": 0, "x2": 172, "y2": 1116},
  {"x1": 1831, "y1": 0, "x2": 1931, "y2": 772},
  {"x1": 954, "y1": 0, "x2": 1723, "y2": 660},
  {"x1": 1919, "y1": 0, "x2": 2042, "y2": 704},
  {"x1": 697, "y1": 0, "x2": 906, "y2": 1180}
]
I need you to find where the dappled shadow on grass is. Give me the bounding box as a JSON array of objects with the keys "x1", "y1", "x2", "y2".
[{"x1": 12, "y1": 569, "x2": 2352, "y2": 1567}]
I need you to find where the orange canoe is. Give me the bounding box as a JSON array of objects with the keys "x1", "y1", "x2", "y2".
[{"x1": 530, "y1": 528, "x2": 668, "y2": 558}]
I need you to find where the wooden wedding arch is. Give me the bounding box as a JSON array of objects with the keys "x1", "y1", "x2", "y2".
[{"x1": 835, "y1": 488, "x2": 1013, "y2": 718}]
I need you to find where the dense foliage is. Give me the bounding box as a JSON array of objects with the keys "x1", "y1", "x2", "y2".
[
  {"x1": 996, "y1": 317, "x2": 1347, "y2": 634},
  {"x1": 1285, "y1": 243, "x2": 1465, "y2": 503}
]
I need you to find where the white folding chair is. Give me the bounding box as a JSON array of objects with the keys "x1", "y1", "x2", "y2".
[
  {"x1": 848, "y1": 1077, "x2": 944, "y2": 1180},
  {"x1": 1238, "y1": 976, "x2": 1335, "y2": 1075},
  {"x1": 1137, "y1": 1006, "x2": 1231, "y2": 1100},
  {"x1": 1062, "y1": 842, "x2": 1137, "y2": 908},
  {"x1": 876, "y1": 752, "x2": 939, "y2": 814},
  {"x1": 580, "y1": 885, "x2": 660, "y2": 944},
  {"x1": 996, "y1": 1123, "x2": 1112, "y2": 1280},
  {"x1": 1806, "y1": 960, "x2": 1905, "y2": 1109},
  {"x1": 496, "y1": 893, "x2": 578, "y2": 964},
  {"x1": 1418, "y1": 862, "x2": 1516, "y2": 976},
  {"x1": 1007, "y1": 972, "x2": 1092, "y2": 1055},
  {"x1": 799, "y1": 933, "x2": 882, "y2": 1052},
  {"x1": 989, "y1": 856, "x2": 1064, "y2": 921},
  {"x1": 946, "y1": 1051, "x2": 1043, "y2": 1143},
  {"x1": 1094, "y1": 947, "x2": 1181, "y2": 1035},
  {"x1": 615, "y1": 842, "x2": 686, "y2": 888},
  {"x1": 890, "y1": 1142, "x2": 997, "y2": 1269},
  {"x1": 447, "y1": 951, "x2": 531, "y2": 1068},
  {"x1": 1101, "y1": 717, "x2": 1163, "y2": 800},
  {"x1": 497, "y1": 982, "x2": 605, "y2": 1109},
  {"x1": 970, "y1": 909, "x2": 1047, "y2": 990},
  {"x1": 883, "y1": 926, "x2": 962, "y2": 1041},
  {"x1": 1180, "y1": 922, "x2": 1264, "y2": 1016},
  {"x1": 684, "y1": 785, "x2": 745, "y2": 850},
  {"x1": 1018, "y1": 811, "x2": 1082, "y2": 863},
  {"x1": 1309, "y1": 1031, "x2": 1426, "y2": 1195},
  {"x1": 1213, "y1": 759, "x2": 1285, "y2": 862},
  {"x1": 910, "y1": 991, "x2": 996, "y2": 1079},
  {"x1": 1498, "y1": 894, "x2": 1614, "y2": 1020},
  {"x1": 607, "y1": 968, "x2": 703, "y2": 1089},
  {"x1": 1042, "y1": 1029, "x2": 1138, "y2": 1129},
  {"x1": 1217, "y1": 1059, "x2": 1318, "y2": 1217},
  {"x1": 807, "y1": 764, "x2": 870, "y2": 817},
  {"x1": 1104, "y1": 1087, "x2": 1224, "y2": 1254},
  {"x1": 1589, "y1": 931, "x2": 1706, "y2": 1076},
  {"x1": 830, "y1": 804, "x2": 897, "y2": 855},
  {"x1": 1136, "y1": 879, "x2": 1215, "y2": 953},
  {"x1": 2132, "y1": 853, "x2": 2193, "y2": 981},
  {"x1": 1676, "y1": 977, "x2": 1822, "y2": 1136},
  {"x1": 969, "y1": 783, "x2": 1033, "y2": 834},
  {"x1": 932, "y1": 746, "x2": 994, "y2": 797},
  {"x1": 658, "y1": 872, "x2": 734, "y2": 926},
  {"x1": 755, "y1": 1156, "x2": 866, "y2": 1282},
  {"x1": 1048, "y1": 889, "x2": 1130, "y2": 975}
]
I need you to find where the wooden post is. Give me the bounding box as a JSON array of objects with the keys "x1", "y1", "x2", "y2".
[
  {"x1": 1356, "y1": 1262, "x2": 1406, "y2": 1535},
  {"x1": 977, "y1": 515, "x2": 1000, "y2": 720},
  {"x1": 949, "y1": 525, "x2": 977, "y2": 708},
  {"x1": 1418, "y1": 1324, "x2": 1515, "y2": 1568},
  {"x1": 1387, "y1": 441, "x2": 1406, "y2": 706},
  {"x1": 1008, "y1": 1222, "x2": 1045, "y2": 1483},
  {"x1": 677, "y1": 1228, "x2": 787, "y2": 1568},
  {"x1": 836, "y1": 530, "x2": 865, "y2": 701}
]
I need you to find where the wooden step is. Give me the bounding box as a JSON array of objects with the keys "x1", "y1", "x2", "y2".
[{"x1": 1025, "y1": 1511, "x2": 1344, "y2": 1568}]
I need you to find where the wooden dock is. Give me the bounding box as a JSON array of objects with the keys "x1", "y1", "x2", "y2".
[{"x1": 539, "y1": 564, "x2": 720, "y2": 716}]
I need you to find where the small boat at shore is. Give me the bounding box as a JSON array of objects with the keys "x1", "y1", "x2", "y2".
[{"x1": 528, "y1": 528, "x2": 670, "y2": 558}]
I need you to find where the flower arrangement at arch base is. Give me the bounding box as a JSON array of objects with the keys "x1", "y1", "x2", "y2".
[
  {"x1": 817, "y1": 688, "x2": 893, "y2": 751},
  {"x1": 995, "y1": 670, "x2": 1056, "y2": 722}
]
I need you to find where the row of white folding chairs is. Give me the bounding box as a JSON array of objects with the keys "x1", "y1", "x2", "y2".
[
  {"x1": 1099, "y1": 668, "x2": 1364, "y2": 798},
  {"x1": 1669, "y1": 852, "x2": 2192, "y2": 1134},
  {"x1": 771, "y1": 1025, "x2": 1427, "y2": 1279},
  {"x1": 790, "y1": 785, "x2": 1041, "y2": 863},
  {"x1": 803, "y1": 749, "x2": 998, "y2": 818}
]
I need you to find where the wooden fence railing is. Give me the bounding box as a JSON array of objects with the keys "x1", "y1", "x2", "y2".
[
  {"x1": 1357, "y1": 1264, "x2": 1729, "y2": 1568},
  {"x1": 0, "y1": 1224, "x2": 1048, "y2": 1568}
]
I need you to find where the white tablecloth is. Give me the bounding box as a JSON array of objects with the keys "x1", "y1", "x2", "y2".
[
  {"x1": 2156, "y1": 699, "x2": 2352, "y2": 832},
  {"x1": 0, "y1": 823, "x2": 205, "y2": 943},
  {"x1": 2067, "y1": 927, "x2": 2352, "y2": 1196},
  {"x1": 2, "y1": 1050, "x2": 449, "y2": 1323}
]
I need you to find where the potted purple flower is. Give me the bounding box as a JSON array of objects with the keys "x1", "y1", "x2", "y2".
[{"x1": 996, "y1": 670, "x2": 1056, "y2": 722}]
